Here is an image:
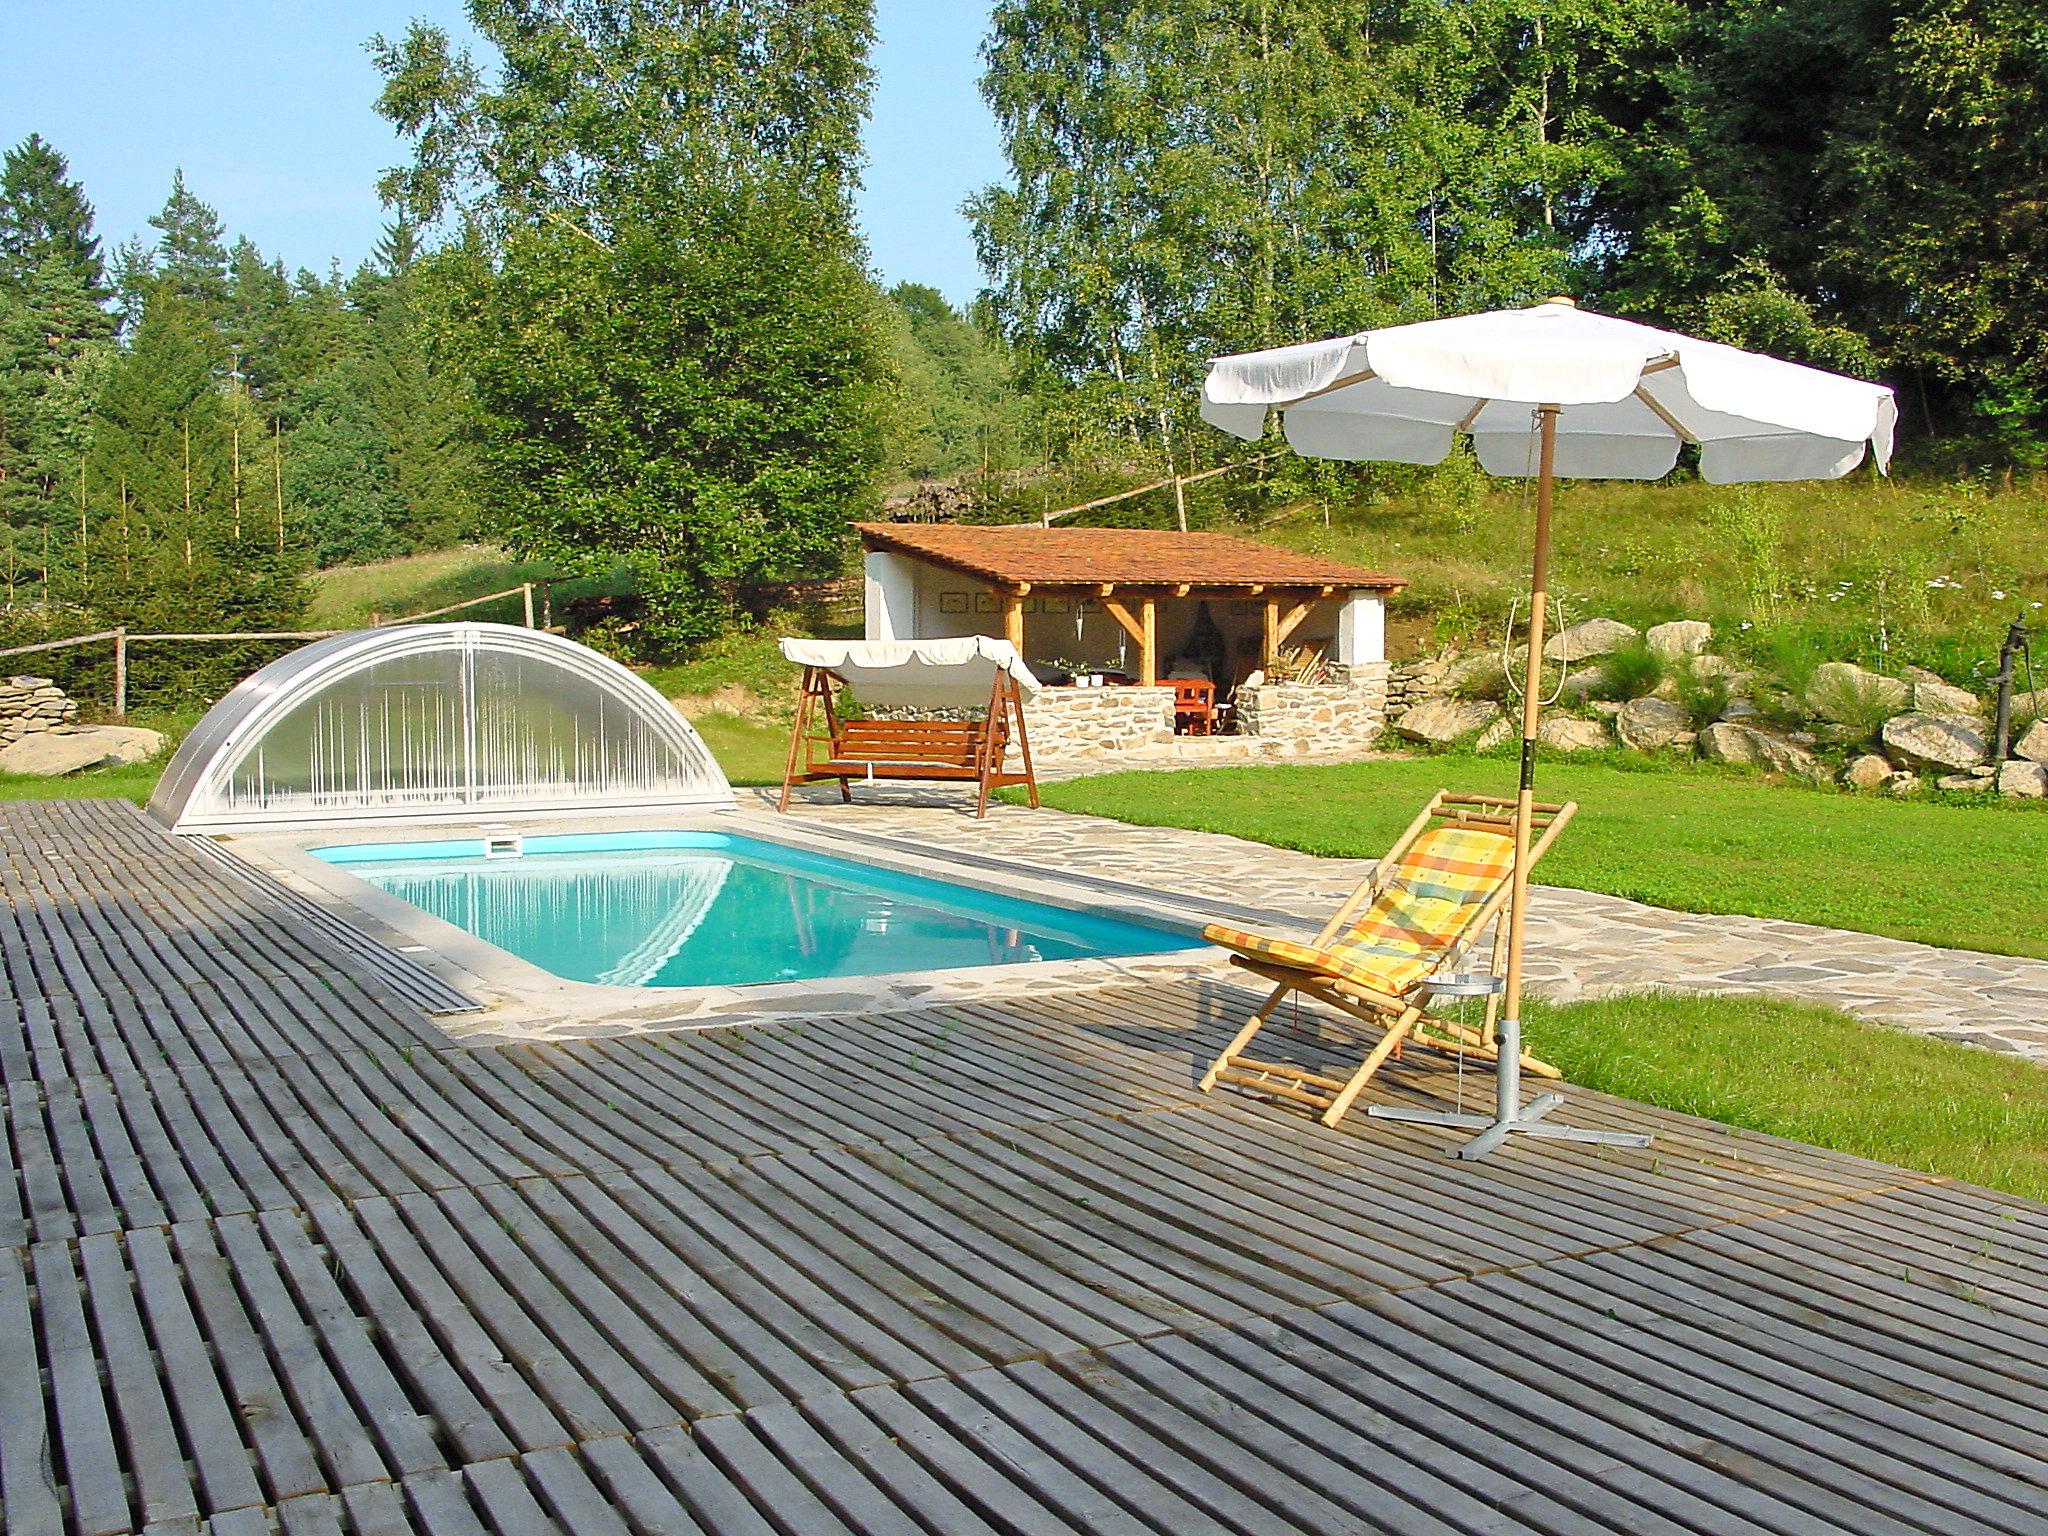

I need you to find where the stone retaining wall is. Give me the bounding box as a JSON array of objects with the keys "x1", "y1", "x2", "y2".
[
  {"x1": 0, "y1": 675, "x2": 78, "y2": 746},
  {"x1": 1234, "y1": 661, "x2": 1388, "y2": 752}
]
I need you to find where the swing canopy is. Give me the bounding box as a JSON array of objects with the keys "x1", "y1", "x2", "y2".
[{"x1": 778, "y1": 637, "x2": 1043, "y2": 710}]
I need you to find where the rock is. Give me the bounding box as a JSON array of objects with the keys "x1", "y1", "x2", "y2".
[
  {"x1": 1886, "y1": 771, "x2": 1922, "y2": 796},
  {"x1": 1537, "y1": 716, "x2": 1611, "y2": 753},
  {"x1": 1719, "y1": 699, "x2": 1760, "y2": 722},
  {"x1": 1616, "y1": 696, "x2": 1689, "y2": 752},
  {"x1": 1644, "y1": 620, "x2": 1711, "y2": 658},
  {"x1": 1473, "y1": 716, "x2": 1514, "y2": 752},
  {"x1": 1806, "y1": 661, "x2": 1908, "y2": 719},
  {"x1": 1937, "y1": 772, "x2": 1994, "y2": 793},
  {"x1": 1589, "y1": 700, "x2": 1624, "y2": 717},
  {"x1": 1687, "y1": 653, "x2": 1738, "y2": 677},
  {"x1": 1558, "y1": 666, "x2": 1606, "y2": 702},
  {"x1": 0, "y1": 724, "x2": 165, "y2": 776},
  {"x1": 1880, "y1": 712, "x2": 1988, "y2": 774},
  {"x1": 1394, "y1": 697, "x2": 1500, "y2": 745},
  {"x1": 1697, "y1": 721, "x2": 1823, "y2": 779},
  {"x1": 1542, "y1": 618, "x2": 1639, "y2": 662},
  {"x1": 2013, "y1": 719, "x2": 2048, "y2": 765},
  {"x1": 1841, "y1": 753, "x2": 1893, "y2": 790},
  {"x1": 1905, "y1": 667, "x2": 1983, "y2": 719},
  {"x1": 1997, "y1": 760, "x2": 2048, "y2": 799}
]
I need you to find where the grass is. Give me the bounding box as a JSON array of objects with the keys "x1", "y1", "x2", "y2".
[
  {"x1": 1021, "y1": 752, "x2": 2048, "y2": 959},
  {"x1": 308, "y1": 545, "x2": 564, "y2": 629},
  {"x1": 1252, "y1": 467, "x2": 2048, "y2": 678},
  {"x1": 685, "y1": 712, "x2": 792, "y2": 786},
  {"x1": 0, "y1": 760, "x2": 162, "y2": 805},
  {"x1": 1531, "y1": 992, "x2": 2048, "y2": 1202}
]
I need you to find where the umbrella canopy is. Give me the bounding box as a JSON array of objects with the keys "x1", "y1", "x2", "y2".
[
  {"x1": 1200, "y1": 298, "x2": 1898, "y2": 1159},
  {"x1": 1201, "y1": 298, "x2": 1897, "y2": 483}
]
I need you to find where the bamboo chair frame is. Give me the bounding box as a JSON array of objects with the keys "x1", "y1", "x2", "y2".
[{"x1": 1199, "y1": 790, "x2": 1576, "y2": 1127}]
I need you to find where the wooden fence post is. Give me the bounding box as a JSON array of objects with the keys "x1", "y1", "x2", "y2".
[
  {"x1": 522, "y1": 583, "x2": 536, "y2": 628},
  {"x1": 113, "y1": 627, "x2": 127, "y2": 719}
]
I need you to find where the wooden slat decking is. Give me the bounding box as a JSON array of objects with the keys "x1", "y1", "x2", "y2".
[{"x1": 3, "y1": 798, "x2": 2045, "y2": 1535}]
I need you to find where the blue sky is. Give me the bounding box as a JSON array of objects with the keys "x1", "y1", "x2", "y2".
[{"x1": 0, "y1": 1, "x2": 1003, "y2": 304}]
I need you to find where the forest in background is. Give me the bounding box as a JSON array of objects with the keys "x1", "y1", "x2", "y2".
[{"x1": 1, "y1": 0, "x2": 2043, "y2": 689}]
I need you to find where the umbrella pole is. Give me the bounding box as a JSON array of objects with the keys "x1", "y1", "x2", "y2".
[{"x1": 1373, "y1": 404, "x2": 1650, "y2": 1159}]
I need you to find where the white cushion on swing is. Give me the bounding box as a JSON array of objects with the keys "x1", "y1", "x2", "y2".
[{"x1": 779, "y1": 636, "x2": 1043, "y2": 709}]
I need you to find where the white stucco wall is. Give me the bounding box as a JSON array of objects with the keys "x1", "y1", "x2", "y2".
[
  {"x1": 1337, "y1": 593, "x2": 1386, "y2": 666},
  {"x1": 862, "y1": 550, "x2": 920, "y2": 641}
]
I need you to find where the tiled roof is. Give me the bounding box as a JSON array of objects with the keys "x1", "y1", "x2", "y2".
[{"x1": 856, "y1": 523, "x2": 1405, "y2": 591}]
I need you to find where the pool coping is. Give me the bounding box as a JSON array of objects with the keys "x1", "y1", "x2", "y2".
[{"x1": 214, "y1": 806, "x2": 1305, "y2": 1041}]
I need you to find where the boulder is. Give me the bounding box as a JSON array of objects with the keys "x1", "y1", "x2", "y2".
[
  {"x1": 1937, "y1": 771, "x2": 1995, "y2": 793},
  {"x1": 1886, "y1": 771, "x2": 1922, "y2": 797},
  {"x1": 1880, "y1": 712, "x2": 1988, "y2": 774},
  {"x1": 1394, "y1": 697, "x2": 1500, "y2": 745},
  {"x1": 1841, "y1": 753, "x2": 1893, "y2": 790},
  {"x1": 1644, "y1": 619, "x2": 1711, "y2": 658},
  {"x1": 1537, "y1": 716, "x2": 1611, "y2": 753},
  {"x1": 1473, "y1": 716, "x2": 1514, "y2": 752},
  {"x1": 1616, "y1": 696, "x2": 1689, "y2": 752},
  {"x1": 1697, "y1": 721, "x2": 1823, "y2": 779},
  {"x1": 1905, "y1": 668, "x2": 1983, "y2": 719},
  {"x1": 0, "y1": 725, "x2": 165, "y2": 776},
  {"x1": 1687, "y1": 653, "x2": 1739, "y2": 677},
  {"x1": 1997, "y1": 760, "x2": 2048, "y2": 799},
  {"x1": 1718, "y1": 698, "x2": 1760, "y2": 722},
  {"x1": 1542, "y1": 618, "x2": 1639, "y2": 662},
  {"x1": 1806, "y1": 661, "x2": 1907, "y2": 720},
  {"x1": 2014, "y1": 719, "x2": 2048, "y2": 766}
]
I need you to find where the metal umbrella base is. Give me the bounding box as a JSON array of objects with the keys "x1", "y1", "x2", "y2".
[{"x1": 1368, "y1": 1009, "x2": 1652, "y2": 1160}]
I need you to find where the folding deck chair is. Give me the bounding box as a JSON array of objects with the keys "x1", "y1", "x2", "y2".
[{"x1": 1198, "y1": 791, "x2": 1575, "y2": 1127}]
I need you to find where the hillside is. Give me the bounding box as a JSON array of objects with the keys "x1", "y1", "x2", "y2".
[{"x1": 1252, "y1": 469, "x2": 2048, "y2": 680}]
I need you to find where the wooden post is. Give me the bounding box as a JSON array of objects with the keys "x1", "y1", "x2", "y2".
[
  {"x1": 1003, "y1": 589, "x2": 1026, "y2": 653},
  {"x1": 113, "y1": 627, "x2": 127, "y2": 719},
  {"x1": 1262, "y1": 596, "x2": 1280, "y2": 667},
  {"x1": 1140, "y1": 595, "x2": 1157, "y2": 686},
  {"x1": 522, "y1": 583, "x2": 536, "y2": 628},
  {"x1": 541, "y1": 578, "x2": 555, "y2": 630}
]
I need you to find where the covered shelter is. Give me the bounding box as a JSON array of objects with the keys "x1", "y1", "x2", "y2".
[
  {"x1": 856, "y1": 523, "x2": 1403, "y2": 695},
  {"x1": 777, "y1": 636, "x2": 1041, "y2": 817}
]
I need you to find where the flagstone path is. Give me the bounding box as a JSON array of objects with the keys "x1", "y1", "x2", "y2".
[{"x1": 765, "y1": 784, "x2": 2048, "y2": 1063}]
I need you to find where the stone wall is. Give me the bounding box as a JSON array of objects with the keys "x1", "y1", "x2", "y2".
[
  {"x1": 0, "y1": 675, "x2": 78, "y2": 746},
  {"x1": 1235, "y1": 661, "x2": 1388, "y2": 751},
  {"x1": 869, "y1": 686, "x2": 1176, "y2": 762},
  {"x1": 1023, "y1": 686, "x2": 1175, "y2": 758}
]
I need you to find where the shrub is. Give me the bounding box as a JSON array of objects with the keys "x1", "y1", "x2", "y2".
[
  {"x1": 1805, "y1": 668, "x2": 1903, "y2": 748},
  {"x1": 1674, "y1": 666, "x2": 1735, "y2": 729},
  {"x1": 1591, "y1": 640, "x2": 1665, "y2": 702}
]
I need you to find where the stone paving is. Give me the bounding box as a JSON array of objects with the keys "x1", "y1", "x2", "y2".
[{"x1": 766, "y1": 781, "x2": 2048, "y2": 1062}]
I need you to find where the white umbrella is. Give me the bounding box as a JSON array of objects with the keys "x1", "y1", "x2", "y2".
[{"x1": 1201, "y1": 297, "x2": 1898, "y2": 1158}]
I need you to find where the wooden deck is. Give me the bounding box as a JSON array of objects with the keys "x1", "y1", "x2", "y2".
[{"x1": 3, "y1": 799, "x2": 2045, "y2": 1535}]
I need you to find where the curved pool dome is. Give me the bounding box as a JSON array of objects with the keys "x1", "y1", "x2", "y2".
[{"x1": 148, "y1": 623, "x2": 735, "y2": 833}]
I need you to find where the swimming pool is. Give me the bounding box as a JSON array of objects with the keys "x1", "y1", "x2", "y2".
[{"x1": 314, "y1": 831, "x2": 1202, "y2": 989}]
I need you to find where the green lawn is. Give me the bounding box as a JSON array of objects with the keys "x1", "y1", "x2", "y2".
[
  {"x1": 1025, "y1": 753, "x2": 2048, "y2": 959},
  {"x1": 687, "y1": 711, "x2": 791, "y2": 786},
  {"x1": 1531, "y1": 992, "x2": 2048, "y2": 1202},
  {"x1": 0, "y1": 761, "x2": 162, "y2": 805}
]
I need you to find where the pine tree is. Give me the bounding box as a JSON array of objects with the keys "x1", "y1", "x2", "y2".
[
  {"x1": 148, "y1": 171, "x2": 230, "y2": 317},
  {"x1": 0, "y1": 134, "x2": 108, "y2": 300}
]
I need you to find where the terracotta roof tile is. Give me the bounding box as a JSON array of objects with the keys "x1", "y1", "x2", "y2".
[{"x1": 855, "y1": 523, "x2": 1405, "y2": 591}]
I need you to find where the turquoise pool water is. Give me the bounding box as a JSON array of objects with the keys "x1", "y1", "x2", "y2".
[{"x1": 314, "y1": 831, "x2": 1201, "y2": 989}]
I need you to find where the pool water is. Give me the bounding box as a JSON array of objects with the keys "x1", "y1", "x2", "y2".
[{"x1": 314, "y1": 831, "x2": 1201, "y2": 989}]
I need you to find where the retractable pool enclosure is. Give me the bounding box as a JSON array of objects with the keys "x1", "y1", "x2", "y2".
[{"x1": 148, "y1": 623, "x2": 734, "y2": 833}]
